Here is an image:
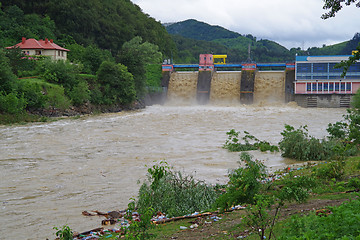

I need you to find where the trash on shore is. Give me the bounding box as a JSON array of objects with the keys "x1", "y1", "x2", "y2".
[{"x1": 72, "y1": 205, "x2": 247, "y2": 239}]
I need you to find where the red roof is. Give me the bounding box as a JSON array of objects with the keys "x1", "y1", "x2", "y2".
[{"x1": 6, "y1": 38, "x2": 69, "y2": 51}]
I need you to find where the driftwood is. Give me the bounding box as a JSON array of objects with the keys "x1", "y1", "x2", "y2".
[
  {"x1": 153, "y1": 206, "x2": 246, "y2": 224},
  {"x1": 153, "y1": 212, "x2": 213, "y2": 224}
]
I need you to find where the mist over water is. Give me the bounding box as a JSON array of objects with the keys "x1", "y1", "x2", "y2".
[{"x1": 0, "y1": 104, "x2": 346, "y2": 239}]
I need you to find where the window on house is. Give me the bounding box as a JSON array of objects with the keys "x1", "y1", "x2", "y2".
[
  {"x1": 35, "y1": 50, "x2": 42, "y2": 55},
  {"x1": 58, "y1": 51, "x2": 60, "y2": 56}
]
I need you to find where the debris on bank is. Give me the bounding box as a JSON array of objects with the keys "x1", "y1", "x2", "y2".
[{"x1": 72, "y1": 205, "x2": 246, "y2": 239}]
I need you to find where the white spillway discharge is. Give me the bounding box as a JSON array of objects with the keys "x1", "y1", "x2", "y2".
[
  {"x1": 166, "y1": 71, "x2": 198, "y2": 105},
  {"x1": 0, "y1": 105, "x2": 347, "y2": 239},
  {"x1": 210, "y1": 72, "x2": 241, "y2": 105},
  {"x1": 254, "y1": 71, "x2": 285, "y2": 104}
]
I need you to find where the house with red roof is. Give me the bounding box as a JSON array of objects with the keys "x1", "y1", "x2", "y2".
[{"x1": 6, "y1": 37, "x2": 69, "y2": 61}]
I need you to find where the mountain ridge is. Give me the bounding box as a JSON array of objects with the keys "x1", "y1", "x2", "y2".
[{"x1": 164, "y1": 19, "x2": 359, "y2": 63}]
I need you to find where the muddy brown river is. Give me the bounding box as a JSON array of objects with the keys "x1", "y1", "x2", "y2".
[{"x1": 0, "y1": 104, "x2": 346, "y2": 239}]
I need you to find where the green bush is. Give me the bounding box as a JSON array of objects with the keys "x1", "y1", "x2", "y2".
[
  {"x1": 53, "y1": 225, "x2": 73, "y2": 240},
  {"x1": 347, "y1": 177, "x2": 360, "y2": 189},
  {"x1": 280, "y1": 200, "x2": 360, "y2": 239},
  {"x1": 18, "y1": 79, "x2": 47, "y2": 109},
  {"x1": 45, "y1": 84, "x2": 71, "y2": 110},
  {"x1": 215, "y1": 152, "x2": 266, "y2": 211},
  {"x1": 313, "y1": 160, "x2": 345, "y2": 180},
  {"x1": 36, "y1": 59, "x2": 80, "y2": 92},
  {"x1": 0, "y1": 49, "x2": 17, "y2": 94},
  {"x1": 97, "y1": 61, "x2": 136, "y2": 105},
  {"x1": 137, "y1": 161, "x2": 218, "y2": 217},
  {"x1": 223, "y1": 129, "x2": 279, "y2": 152},
  {"x1": 279, "y1": 125, "x2": 338, "y2": 161},
  {"x1": 0, "y1": 92, "x2": 27, "y2": 114},
  {"x1": 68, "y1": 80, "x2": 90, "y2": 106},
  {"x1": 145, "y1": 64, "x2": 162, "y2": 91}
]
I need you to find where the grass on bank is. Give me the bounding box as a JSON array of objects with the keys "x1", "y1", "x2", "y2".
[{"x1": 148, "y1": 156, "x2": 360, "y2": 240}]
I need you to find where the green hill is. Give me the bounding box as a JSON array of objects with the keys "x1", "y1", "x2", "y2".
[
  {"x1": 166, "y1": 19, "x2": 294, "y2": 63},
  {"x1": 166, "y1": 19, "x2": 359, "y2": 63},
  {"x1": 0, "y1": 0, "x2": 176, "y2": 57},
  {"x1": 166, "y1": 19, "x2": 240, "y2": 41}
]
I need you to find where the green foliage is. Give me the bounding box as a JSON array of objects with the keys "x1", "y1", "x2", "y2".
[
  {"x1": 0, "y1": 92, "x2": 27, "y2": 114},
  {"x1": 137, "y1": 161, "x2": 218, "y2": 217},
  {"x1": 0, "y1": 49, "x2": 17, "y2": 94},
  {"x1": 277, "y1": 174, "x2": 317, "y2": 203},
  {"x1": 0, "y1": 5, "x2": 56, "y2": 47},
  {"x1": 17, "y1": 79, "x2": 47, "y2": 109},
  {"x1": 53, "y1": 225, "x2": 73, "y2": 240},
  {"x1": 68, "y1": 80, "x2": 90, "y2": 106},
  {"x1": 45, "y1": 84, "x2": 71, "y2": 110},
  {"x1": 145, "y1": 64, "x2": 162, "y2": 91},
  {"x1": 348, "y1": 177, "x2": 360, "y2": 189},
  {"x1": 314, "y1": 161, "x2": 346, "y2": 180},
  {"x1": 279, "y1": 125, "x2": 337, "y2": 161},
  {"x1": 123, "y1": 199, "x2": 155, "y2": 240},
  {"x1": 223, "y1": 129, "x2": 279, "y2": 152},
  {"x1": 36, "y1": 59, "x2": 80, "y2": 92},
  {"x1": 117, "y1": 37, "x2": 162, "y2": 98},
  {"x1": 67, "y1": 44, "x2": 114, "y2": 74},
  {"x1": 327, "y1": 89, "x2": 360, "y2": 150},
  {"x1": 4, "y1": 47, "x2": 36, "y2": 76},
  {"x1": 280, "y1": 199, "x2": 360, "y2": 239},
  {"x1": 322, "y1": 0, "x2": 360, "y2": 19},
  {"x1": 97, "y1": 61, "x2": 136, "y2": 105},
  {"x1": 215, "y1": 152, "x2": 266, "y2": 211},
  {"x1": 245, "y1": 194, "x2": 279, "y2": 240},
  {"x1": 2, "y1": 0, "x2": 176, "y2": 57},
  {"x1": 245, "y1": 169, "x2": 316, "y2": 240}
]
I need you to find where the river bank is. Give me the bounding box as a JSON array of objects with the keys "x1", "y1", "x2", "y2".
[
  {"x1": 0, "y1": 105, "x2": 347, "y2": 239},
  {"x1": 0, "y1": 100, "x2": 146, "y2": 125},
  {"x1": 69, "y1": 155, "x2": 360, "y2": 240}
]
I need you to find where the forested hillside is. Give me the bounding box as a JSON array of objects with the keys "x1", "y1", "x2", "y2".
[
  {"x1": 0, "y1": 0, "x2": 176, "y2": 56},
  {"x1": 166, "y1": 19, "x2": 359, "y2": 63},
  {"x1": 0, "y1": 0, "x2": 171, "y2": 123}
]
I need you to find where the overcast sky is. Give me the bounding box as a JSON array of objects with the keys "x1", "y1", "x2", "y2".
[{"x1": 131, "y1": 0, "x2": 360, "y2": 50}]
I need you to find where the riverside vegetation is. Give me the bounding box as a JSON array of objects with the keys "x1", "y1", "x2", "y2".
[
  {"x1": 0, "y1": 2, "x2": 169, "y2": 125},
  {"x1": 53, "y1": 90, "x2": 360, "y2": 239}
]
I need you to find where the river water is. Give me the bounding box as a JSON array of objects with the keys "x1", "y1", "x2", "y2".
[{"x1": 0, "y1": 104, "x2": 346, "y2": 239}]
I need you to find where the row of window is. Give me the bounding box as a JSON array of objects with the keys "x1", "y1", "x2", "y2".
[
  {"x1": 297, "y1": 73, "x2": 360, "y2": 80},
  {"x1": 305, "y1": 82, "x2": 352, "y2": 92},
  {"x1": 297, "y1": 62, "x2": 360, "y2": 74},
  {"x1": 22, "y1": 50, "x2": 65, "y2": 57}
]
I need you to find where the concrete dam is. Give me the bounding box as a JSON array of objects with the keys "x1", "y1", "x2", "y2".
[
  {"x1": 162, "y1": 70, "x2": 292, "y2": 106},
  {"x1": 159, "y1": 54, "x2": 360, "y2": 108}
]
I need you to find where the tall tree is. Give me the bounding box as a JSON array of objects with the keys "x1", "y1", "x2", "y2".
[
  {"x1": 322, "y1": 0, "x2": 360, "y2": 19},
  {"x1": 322, "y1": 0, "x2": 360, "y2": 75},
  {"x1": 117, "y1": 36, "x2": 162, "y2": 98}
]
